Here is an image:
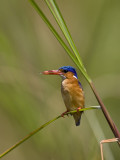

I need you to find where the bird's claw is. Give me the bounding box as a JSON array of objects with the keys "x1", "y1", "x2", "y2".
[
  {"x1": 77, "y1": 107, "x2": 82, "y2": 112},
  {"x1": 61, "y1": 110, "x2": 68, "y2": 118}
]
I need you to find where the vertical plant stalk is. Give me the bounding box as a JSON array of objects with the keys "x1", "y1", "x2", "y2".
[{"x1": 90, "y1": 82, "x2": 120, "y2": 144}]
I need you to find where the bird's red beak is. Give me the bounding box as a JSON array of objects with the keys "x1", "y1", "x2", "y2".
[{"x1": 41, "y1": 70, "x2": 62, "y2": 75}]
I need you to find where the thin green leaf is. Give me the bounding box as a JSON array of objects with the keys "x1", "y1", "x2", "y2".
[
  {"x1": 28, "y1": 0, "x2": 92, "y2": 83},
  {"x1": 47, "y1": 0, "x2": 84, "y2": 67},
  {"x1": 44, "y1": 0, "x2": 91, "y2": 82},
  {"x1": 28, "y1": 0, "x2": 92, "y2": 82},
  {"x1": 28, "y1": 0, "x2": 79, "y2": 65}
]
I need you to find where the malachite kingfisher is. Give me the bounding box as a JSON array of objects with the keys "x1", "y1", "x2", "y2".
[{"x1": 42, "y1": 66, "x2": 84, "y2": 126}]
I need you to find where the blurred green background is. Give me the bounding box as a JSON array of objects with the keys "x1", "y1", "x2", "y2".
[{"x1": 0, "y1": 0, "x2": 120, "y2": 159}]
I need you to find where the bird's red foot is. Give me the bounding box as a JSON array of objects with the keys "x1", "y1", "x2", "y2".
[
  {"x1": 61, "y1": 110, "x2": 68, "y2": 118},
  {"x1": 77, "y1": 107, "x2": 82, "y2": 112}
]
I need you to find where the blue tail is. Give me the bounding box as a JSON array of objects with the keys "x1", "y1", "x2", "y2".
[
  {"x1": 73, "y1": 113, "x2": 82, "y2": 126},
  {"x1": 76, "y1": 118, "x2": 81, "y2": 126}
]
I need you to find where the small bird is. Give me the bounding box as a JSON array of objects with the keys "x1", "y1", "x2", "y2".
[{"x1": 42, "y1": 66, "x2": 84, "y2": 126}]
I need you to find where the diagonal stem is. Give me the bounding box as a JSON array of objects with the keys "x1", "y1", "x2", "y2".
[
  {"x1": 0, "y1": 115, "x2": 60, "y2": 159},
  {"x1": 45, "y1": 0, "x2": 84, "y2": 68},
  {"x1": 28, "y1": 0, "x2": 79, "y2": 66},
  {"x1": 0, "y1": 106, "x2": 100, "y2": 158},
  {"x1": 28, "y1": 0, "x2": 120, "y2": 146},
  {"x1": 90, "y1": 82, "x2": 120, "y2": 145}
]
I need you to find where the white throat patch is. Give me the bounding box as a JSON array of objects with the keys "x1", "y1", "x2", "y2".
[{"x1": 60, "y1": 75, "x2": 66, "y2": 80}]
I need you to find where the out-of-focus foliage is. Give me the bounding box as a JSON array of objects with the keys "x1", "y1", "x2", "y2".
[{"x1": 0, "y1": 0, "x2": 120, "y2": 159}]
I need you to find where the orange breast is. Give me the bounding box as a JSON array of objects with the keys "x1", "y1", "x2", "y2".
[{"x1": 61, "y1": 77, "x2": 84, "y2": 111}]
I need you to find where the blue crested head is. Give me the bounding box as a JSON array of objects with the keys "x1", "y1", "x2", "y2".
[{"x1": 59, "y1": 66, "x2": 78, "y2": 78}]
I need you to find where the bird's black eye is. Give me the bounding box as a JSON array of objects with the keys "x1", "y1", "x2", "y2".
[{"x1": 63, "y1": 70, "x2": 68, "y2": 73}]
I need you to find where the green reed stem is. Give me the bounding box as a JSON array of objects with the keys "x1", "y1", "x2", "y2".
[
  {"x1": 28, "y1": 0, "x2": 120, "y2": 143},
  {"x1": 0, "y1": 106, "x2": 100, "y2": 158}
]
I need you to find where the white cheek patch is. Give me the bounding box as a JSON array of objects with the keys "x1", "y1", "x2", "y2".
[{"x1": 73, "y1": 75, "x2": 77, "y2": 79}]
